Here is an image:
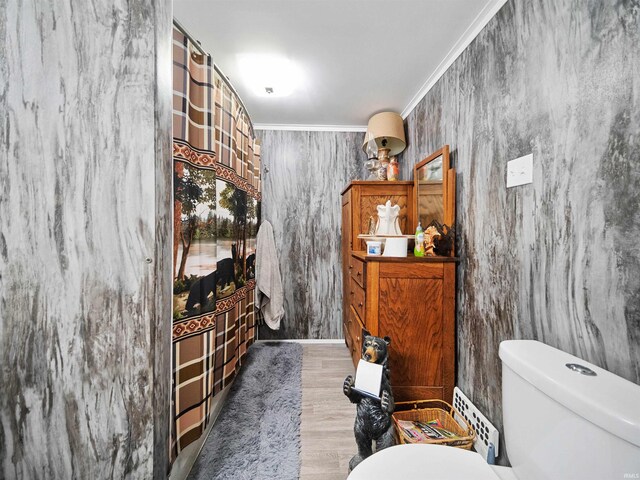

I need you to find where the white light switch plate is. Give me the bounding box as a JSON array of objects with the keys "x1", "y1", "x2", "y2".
[{"x1": 506, "y1": 153, "x2": 533, "y2": 188}]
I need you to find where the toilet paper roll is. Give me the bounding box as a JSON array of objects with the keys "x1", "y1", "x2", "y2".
[{"x1": 382, "y1": 237, "x2": 408, "y2": 257}]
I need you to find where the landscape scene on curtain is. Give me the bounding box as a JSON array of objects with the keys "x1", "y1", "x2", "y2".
[{"x1": 173, "y1": 161, "x2": 258, "y2": 320}]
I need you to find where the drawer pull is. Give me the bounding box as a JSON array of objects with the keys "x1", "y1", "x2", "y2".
[
  {"x1": 348, "y1": 265, "x2": 353, "y2": 269},
  {"x1": 357, "y1": 271, "x2": 361, "y2": 276},
  {"x1": 358, "y1": 302, "x2": 363, "y2": 307},
  {"x1": 350, "y1": 291, "x2": 354, "y2": 295}
]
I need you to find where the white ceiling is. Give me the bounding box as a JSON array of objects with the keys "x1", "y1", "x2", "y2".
[{"x1": 174, "y1": 0, "x2": 505, "y2": 128}]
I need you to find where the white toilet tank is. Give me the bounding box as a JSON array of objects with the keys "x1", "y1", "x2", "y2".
[{"x1": 499, "y1": 340, "x2": 640, "y2": 480}]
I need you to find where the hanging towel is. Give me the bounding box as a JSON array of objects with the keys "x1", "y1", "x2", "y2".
[{"x1": 255, "y1": 220, "x2": 284, "y2": 330}]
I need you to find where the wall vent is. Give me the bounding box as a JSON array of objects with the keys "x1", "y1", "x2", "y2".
[{"x1": 453, "y1": 387, "x2": 500, "y2": 463}]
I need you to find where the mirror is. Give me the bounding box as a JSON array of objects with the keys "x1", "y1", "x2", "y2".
[{"x1": 414, "y1": 145, "x2": 455, "y2": 230}]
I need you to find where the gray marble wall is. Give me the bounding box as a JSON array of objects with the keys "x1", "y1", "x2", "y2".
[
  {"x1": 399, "y1": 0, "x2": 640, "y2": 463},
  {"x1": 257, "y1": 130, "x2": 366, "y2": 339},
  {"x1": 0, "y1": 1, "x2": 173, "y2": 478}
]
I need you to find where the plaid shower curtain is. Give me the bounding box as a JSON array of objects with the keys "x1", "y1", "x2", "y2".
[{"x1": 171, "y1": 24, "x2": 261, "y2": 461}]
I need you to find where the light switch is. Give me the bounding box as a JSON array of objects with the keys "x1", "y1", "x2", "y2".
[{"x1": 506, "y1": 153, "x2": 533, "y2": 188}]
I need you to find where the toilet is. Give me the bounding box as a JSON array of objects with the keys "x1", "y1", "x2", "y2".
[{"x1": 348, "y1": 340, "x2": 640, "y2": 480}]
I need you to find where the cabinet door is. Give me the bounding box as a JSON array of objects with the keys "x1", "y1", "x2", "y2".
[
  {"x1": 353, "y1": 185, "x2": 413, "y2": 251},
  {"x1": 378, "y1": 277, "x2": 444, "y2": 402}
]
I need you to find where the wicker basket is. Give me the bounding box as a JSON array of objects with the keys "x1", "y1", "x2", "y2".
[{"x1": 392, "y1": 399, "x2": 475, "y2": 449}]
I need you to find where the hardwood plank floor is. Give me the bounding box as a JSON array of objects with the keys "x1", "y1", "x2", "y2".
[{"x1": 300, "y1": 344, "x2": 357, "y2": 480}]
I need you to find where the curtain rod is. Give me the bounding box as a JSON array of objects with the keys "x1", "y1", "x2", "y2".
[{"x1": 172, "y1": 19, "x2": 255, "y2": 138}]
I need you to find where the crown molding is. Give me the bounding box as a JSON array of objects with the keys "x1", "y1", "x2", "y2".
[
  {"x1": 255, "y1": 339, "x2": 345, "y2": 344},
  {"x1": 400, "y1": 0, "x2": 508, "y2": 119},
  {"x1": 253, "y1": 123, "x2": 367, "y2": 132}
]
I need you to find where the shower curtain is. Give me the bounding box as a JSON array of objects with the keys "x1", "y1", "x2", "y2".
[{"x1": 171, "y1": 24, "x2": 261, "y2": 460}]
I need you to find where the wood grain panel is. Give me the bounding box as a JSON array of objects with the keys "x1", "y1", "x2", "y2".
[
  {"x1": 378, "y1": 278, "x2": 444, "y2": 387},
  {"x1": 342, "y1": 188, "x2": 351, "y2": 206},
  {"x1": 0, "y1": 2, "x2": 172, "y2": 477},
  {"x1": 358, "y1": 194, "x2": 409, "y2": 250},
  {"x1": 364, "y1": 261, "x2": 379, "y2": 337},
  {"x1": 341, "y1": 181, "x2": 414, "y2": 195},
  {"x1": 445, "y1": 168, "x2": 456, "y2": 229},
  {"x1": 349, "y1": 307, "x2": 364, "y2": 367},
  {"x1": 349, "y1": 277, "x2": 366, "y2": 321},
  {"x1": 258, "y1": 130, "x2": 366, "y2": 340},
  {"x1": 393, "y1": 386, "x2": 444, "y2": 403},
  {"x1": 350, "y1": 183, "x2": 414, "y2": 251},
  {"x1": 352, "y1": 252, "x2": 458, "y2": 263},
  {"x1": 341, "y1": 193, "x2": 352, "y2": 343},
  {"x1": 442, "y1": 263, "x2": 456, "y2": 402},
  {"x1": 351, "y1": 185, "x2": 363, "y2": 252},
  {"x1": 398, "y1": 1, "x2": 640, "y2": 462},
  {"x1": 350, "y1": 256, "x2": 365, "y2": 288},
  {"x1": 343, "y1": 311, "x2": 353, "y2": 352},
  {"x1": 379, "y1": 262, "x2": 443, "y2": 279}
]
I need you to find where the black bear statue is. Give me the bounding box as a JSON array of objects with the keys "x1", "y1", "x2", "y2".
[{"x1": 343, "y1": 335, "x2": 396, "y2": 471}]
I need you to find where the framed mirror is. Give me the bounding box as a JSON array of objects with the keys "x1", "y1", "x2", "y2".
[{"x1": 414, "y1": 145, "x2": 456, "y2": 232}]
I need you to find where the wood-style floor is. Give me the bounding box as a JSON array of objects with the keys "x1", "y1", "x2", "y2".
[{"x1": 300, "y1": 343, "x2": 357, "y2": 480}]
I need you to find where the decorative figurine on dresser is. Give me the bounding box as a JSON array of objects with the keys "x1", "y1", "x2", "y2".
[
  {"x1": 340, "y1": 145, "x2": 457, "y2": 403},
  {"x1": 375, "y1": 200, "x2": 402, "y2": 235}
]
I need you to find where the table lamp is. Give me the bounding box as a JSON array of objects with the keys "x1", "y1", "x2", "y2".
[{"x1": 362, "y1": 112, "x2": 406, "y2": 180}]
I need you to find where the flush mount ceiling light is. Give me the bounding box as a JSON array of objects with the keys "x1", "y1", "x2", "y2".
[{"x1": 237, "y1": 53, "x2": 302, "y2": 98}]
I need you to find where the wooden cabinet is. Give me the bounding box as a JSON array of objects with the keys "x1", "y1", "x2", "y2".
[
  {"x1": 342, "y1": 181, "x2": 414, "y2": 252},
  {"x1": 341, "y1": 181, "x2": 457, "y2": 404},
  {"x1": 356, "y1": 253, "x2": 457, "y2": 403},
  {"x1": 341, "y1": 182, "x2": 413, "y2": 366}
]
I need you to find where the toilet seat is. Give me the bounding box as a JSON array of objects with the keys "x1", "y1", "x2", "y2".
[{"x1": 348, "y1": 444, "x2": 515, "y2": 480}]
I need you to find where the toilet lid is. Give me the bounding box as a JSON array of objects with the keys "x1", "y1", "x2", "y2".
[{"x1": 348, "y1": 444, "x2": 501, "y2": 480}]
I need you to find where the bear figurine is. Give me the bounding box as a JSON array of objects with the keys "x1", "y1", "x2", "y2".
[{"x1": 343, "y1": 335, "x2": 395, "y2": 471}]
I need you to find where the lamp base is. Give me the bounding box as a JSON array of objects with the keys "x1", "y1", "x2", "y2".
[
  {"x1": 377, "y1": 147, "x2": 391, "y2": 180},
  {"x1": 376, "y1": 162, "x2": 388, "y2": 180}
]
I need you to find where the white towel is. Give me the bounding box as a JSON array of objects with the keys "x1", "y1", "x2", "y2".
[{"x1": 255, "y1": 220, "x2": 284, "y2": 330}]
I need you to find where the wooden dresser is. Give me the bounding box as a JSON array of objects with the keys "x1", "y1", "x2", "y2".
[{"x1": 341, "y1": 180, "x2": 456, "y2": 403}]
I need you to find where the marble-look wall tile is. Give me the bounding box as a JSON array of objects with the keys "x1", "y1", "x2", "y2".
[
  {"x1": 0, "y1": 1, "x2": 172, "y2": 478},
  {"x1": 257, "y1": 130, "x2": 366, "y2": 339},
  {"x1": 400, "y1": 0, "x2": 640, "y2": 464}
]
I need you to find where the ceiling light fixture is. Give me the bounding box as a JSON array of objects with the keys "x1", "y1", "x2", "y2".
[{"x1": 237, "y1": 53, "x2": 302, "y2": 98}]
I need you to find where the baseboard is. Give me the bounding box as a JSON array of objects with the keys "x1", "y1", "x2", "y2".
[
  {"x1": 255, "y1": 339, "x2": 345, "y2": 344},
  {"x1": 168, "y1": 382, "x2": 233, "y2": 480}
]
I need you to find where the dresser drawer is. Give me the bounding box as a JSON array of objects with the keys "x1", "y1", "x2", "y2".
[
  {"x1": 343, "y1": 318, "x2": 352, "y2": 350},
  {"x1": 349, "y1": 277, "x2": 366, "y2": 321},
  {"x1": 349, "y1": 306, "x2": 364, "y2": 365},
  {"x1": 349, "y1": 255, "x2": 365, "y2": 288}
]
